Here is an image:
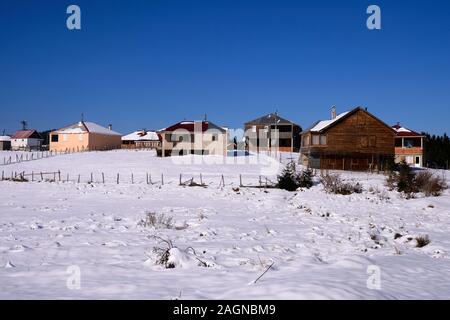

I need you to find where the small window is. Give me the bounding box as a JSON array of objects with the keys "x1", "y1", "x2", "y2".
[
  {"x1": 320, "y1": 135, "x2": 327, "y2": 145},
  {"x1": 312, "y1": 135, "x2": 320, "y2": 145},
  {"x1": 212, "y1": 134, "x2": 217, "y2": 141},
  {"x1": 303, "y1": 135, "x2": 310, "y2": 146},
  {"x1": 416, "y1": 156, "x2": 420, "y2": 164},
  {"x1": 51, "y1": 135, "x2": 59, "y2": 142}
]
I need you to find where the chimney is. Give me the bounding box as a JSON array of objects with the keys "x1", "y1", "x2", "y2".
[
  {"x1": 108, "y1": 124, "x2": 112, "y2": 131},
  {"x1": 331, "y1": 106, "x2": 337, "y2": 119}
]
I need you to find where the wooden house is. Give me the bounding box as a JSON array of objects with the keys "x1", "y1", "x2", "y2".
[
  {"x1": 157, "y1": 120, "x2": 228, "y2": 157},
  {"x1": 122, "y1": 130, "x2": 161, "y2": 149},
  {"x1": 244, "y1": 113, "x2": 302, "y2": 153},
  {"x1": 392, "y1": 123, "x2": 424, "y2": 167},
  {"x1": 49, "y1": 121, "x2": 121, "y2": 152},
  {"x1": 300, "y1": 107, "x2": 395, "y2": 171},
  {"x1": 11, "y1": 130, "x2": 43, "y2": 151}
]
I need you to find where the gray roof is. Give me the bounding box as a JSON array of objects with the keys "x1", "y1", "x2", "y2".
[{"x1": 245, "y1": 113, "x2": 299, "y2": 126}]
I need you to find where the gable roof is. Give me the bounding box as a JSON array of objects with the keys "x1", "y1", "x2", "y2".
[
  {"x1": 245, "y1": 113, "x2": 299, "y2": 126},
  {"x1": 122, "y1": 130, "x2": 159, "y2": 141},
  {"x1": 55, "y1": 121, "x2": 121, "y2": 136},
  {"x1": 392, "y1": 123, "x2": 423, "y2": 137},
  {"x1": 11, "y1": 130, "x2": 42, "y2": 140},
  {"x1": 158, "y1": 121, "x2": 227, "y2": 133},
  {"x1": 302, "y1": 107, "x2": 395, "y2": 134}
]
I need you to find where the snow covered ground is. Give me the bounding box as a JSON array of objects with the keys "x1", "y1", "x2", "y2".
[{"x1": 0, "y1": 150, "x2": 449, "y2": 299}]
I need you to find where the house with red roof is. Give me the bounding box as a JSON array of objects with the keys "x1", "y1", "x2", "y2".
[
  {"x1": 11, "y1": 129, "x2": 43, "y2": 151},
  {"x1": 157, "y1": 120, "x2": 228, "y2": 157},
  {"x1": 392, "y1": 123, "x2": 424, "y2": 167}
]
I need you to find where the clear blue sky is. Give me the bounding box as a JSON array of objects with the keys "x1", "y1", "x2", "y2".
[{"x1": 1, "y1": 0, "x2": 449, "y2": 135}]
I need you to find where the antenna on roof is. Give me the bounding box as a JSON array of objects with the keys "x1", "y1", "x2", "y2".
[
  {"x1": 204, "y1": 114, "x2": 207, "y2": 121},
  {"x1": 2, "y1": 129, "x2": 5, "y2": 136},
  {"x1": 81, "y1": 113, "x2": 84, "y2": 122},
  {"x1": 20, "y1": 120, "x2": 28, "y2": 130}
]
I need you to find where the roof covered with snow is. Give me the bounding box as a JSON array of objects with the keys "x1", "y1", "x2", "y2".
[
  {"x1": 122, "y1": 130, "x2": 159, "y2": 141},
  {"x1": 392, "y1": 123, "x2": 423, "y2": 137},
  {"x1": 308, "y1": 111, "x2": 350, "y2": 132},
  {"x1": 56, "y1": 121, "x2": 121, "y2": 136},
  {"x1": 0, "y1": 136, "x2": 11, "y2": 141}
]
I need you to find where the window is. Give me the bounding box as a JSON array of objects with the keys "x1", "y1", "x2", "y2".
[
  {"x1": 416, "y1": 156, "x2": 420, "y2": 165},
  {"x1": 360, "y1": 136, "x2": 368, "y2": 148},
  {"x1": 212, "y1": 134, "x2": 218, "y2": 141},
  {"x1": 395, "y1": 138, "x2": 402, "y2": 147},
  {"x1": 303, "y1": 135, "x2": 310, "y2": 146},
  {"x1": 320, "y1": 135, "x2": 327, "y2": 145},
  {"x1": 51, "y1": 135, "x2": 59, "y2": 142},
  {"x1": 312, "y1": 135, "x2": 320, "y2": 145}
]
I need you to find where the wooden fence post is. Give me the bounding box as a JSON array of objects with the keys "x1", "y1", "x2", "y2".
[
  {"x1": 102, "y1": 173, "x2": 105, "y2": 184},
  {"x1": 200, "y1": 173, "x2": 203, "y2": 185},
  {"x1": 90, "y1": 173, "x2": 93, "y2": 183},
  {"x1": 239, "y1": 174, "x2": 243, "y2": 187},
  {"x1": 117, "y1": 173, "x2": 119, "y2": 184},
  {"x1": 179, "y1": 174, "x2": 182, "y2": 185},
  {"x1": 40, "y1": 172, "x2": 43, "y2": 181},
  {"x1": 78, "y1": 174, "x2": 81, "y2": 183},
  {"x1": 58, "y1": 170, "x2": 61, "y2": 182},
  {"x1": 131, "y1": 173, "x2": 134, "y2": 184},
  {"x1": 161, "y1": 173, "x2": 164, "y2": 185}
]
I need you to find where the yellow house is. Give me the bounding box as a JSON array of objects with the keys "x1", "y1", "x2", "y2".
[{"x1": 49, "y1": 121, "x2": 122, "y2": 152}]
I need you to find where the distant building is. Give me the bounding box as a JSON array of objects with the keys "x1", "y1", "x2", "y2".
[
  {"x1": 0, "y1": 135, "x2": 11, "y2": 151},
  {"x1": 300, "y1": 106, "x2": 396, "y2": 171},
  {"x1": 244, "y1": 113, "x2": 302, "y2": 153},
  {"x1": 122, "y1": 130, "x2": 161, "y2": 149},
  {"x1": 11, "y1": 130, "x2": 43, "y2": 151},
  {"x1": 49, "y1": 121, "x2": 121, "y2": 152},
  {"x1": 157, "y1": 120, "x2": 228, "y2": 157},
  {"x1": 392, "y1": 123, "x2": 424, "y2": 167}
]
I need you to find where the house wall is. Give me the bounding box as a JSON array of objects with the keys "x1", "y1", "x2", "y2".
[
  {"x1": 49, "y1": 132, "x2": 121, "y2": 151},
  {"x1": 301, "y1": 109, "x2": 395, "y2": 171},
  {"x1": 244, "y1": 124, "x2": 300, "y2": 153},
  {"x1": 49, "y1": 132, "x2": 89, "y2": 152},
  {"x1": 88, "y1": 133, "x2": 122, "y2": 150},
  {"x1": 11, "y1": 138, "x2": 42, "y2": 151},
  {"x1": 0, "y1": 141, "x2": 11, "y2": 150},
  {"x1": 159, "y1": 131, "x2": 228, "y2": 157}
]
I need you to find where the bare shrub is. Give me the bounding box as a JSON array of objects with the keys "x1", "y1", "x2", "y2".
[
  {"x1": 415, "y1": 172, "x2": 447, "y2": 197},
  {"x1": 415, "y1": 235, "x2": 431, "y2": 248},
  {"x1": 321, "y1": 173, "x2": 363, "y2": 195},
  {"x1": 138, "y1": 212, "x2": 174, "y2": 229},
  {"x1": 387, "y1": 162, "x2": 448, "y2": 198}
]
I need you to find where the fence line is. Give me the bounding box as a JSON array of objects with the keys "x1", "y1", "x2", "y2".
[{"x1": 0, "y1": 170, "x2": 277, "y2": 189}]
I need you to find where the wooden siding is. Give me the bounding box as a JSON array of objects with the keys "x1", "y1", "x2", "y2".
[{"x1": 301, "y1": 108, "x2": 395, "y2": 171}]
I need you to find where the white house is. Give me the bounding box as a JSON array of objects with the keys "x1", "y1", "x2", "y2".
[{"x1": 11, "y1": 130, "x2": 43, "y2": 151}]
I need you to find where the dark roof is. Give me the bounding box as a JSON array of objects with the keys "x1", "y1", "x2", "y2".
[
  {"x1": 159, "y1": 121, "x2": 227, "y2": 133},
  {"x1": 301, "y1": 107, "x2": 396, "y2": 135},
  {"x1": 392, "y1": 123, "x2": 423, "y2": 137},
  {"x1": 245, "y1": 113, "x2": 299, "y2": 126},
  {"x1": 11, "y1": 130, "x2": 42, "y2": 139}
]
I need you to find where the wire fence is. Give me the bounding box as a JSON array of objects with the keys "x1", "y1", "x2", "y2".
[{"x1": 0, "y1": 170, "x2": 278, "y2": 189}]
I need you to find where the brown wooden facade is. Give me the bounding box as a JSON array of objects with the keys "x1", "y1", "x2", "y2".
[{"x1": 300, "y1": 107, "x2": 396, "y2": 171}]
